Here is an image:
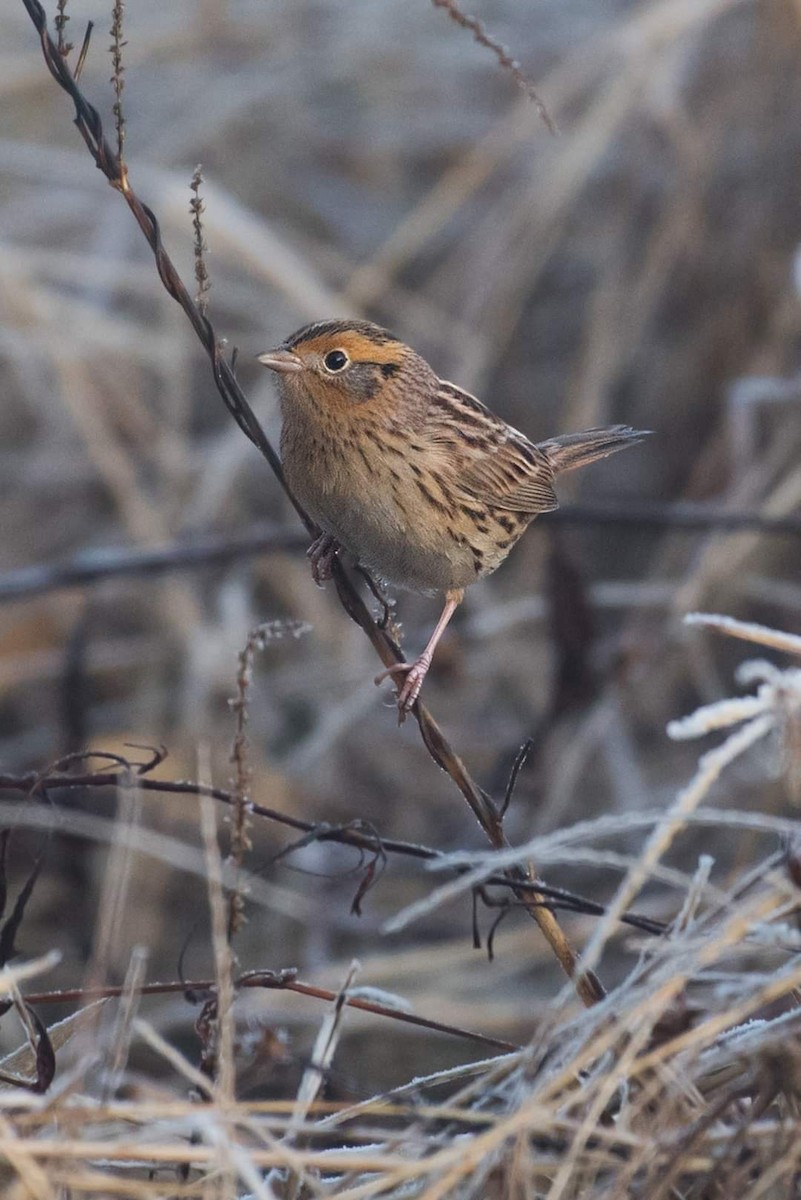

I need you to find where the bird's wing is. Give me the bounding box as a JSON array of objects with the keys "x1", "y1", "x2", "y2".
[{"x1": 426, "y1": 381, "x2": 559, "y2": 514}]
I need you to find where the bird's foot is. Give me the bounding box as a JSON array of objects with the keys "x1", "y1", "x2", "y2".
[
  {"x1": 307, "y1": 533, "x2": 340, "y2": 586},
  {"x1": 374, "y1": 654, "x2": 432, "y2": 722}
]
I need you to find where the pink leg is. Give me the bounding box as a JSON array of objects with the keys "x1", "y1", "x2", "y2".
[
  {"x1": 375, "y1": 590, "x2": 463, "y2": 717},
  {"x1": 307, "y1": 533, "x2": 340, "y2": 587}
]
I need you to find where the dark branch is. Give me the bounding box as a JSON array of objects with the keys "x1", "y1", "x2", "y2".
[
  {"x1": 1, "y1": 501, "x2": 796, "y2": 603},
  {"x1": 0, "y1": 759, "x2": 666, "y2": 938},
  {"x1": 0, "y1": 526, "x2": 307, "y2": 602},
  {"x1": 553, "y1": 500, "x2": 801, "y2": 538},
  {"x1": 19, "y1": 971, "x2": 520, "y2": 1054}
]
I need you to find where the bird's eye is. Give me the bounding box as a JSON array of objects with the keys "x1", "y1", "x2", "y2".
[{"x1": 323, "y1": 349, "x2": 349, "y2": 373}]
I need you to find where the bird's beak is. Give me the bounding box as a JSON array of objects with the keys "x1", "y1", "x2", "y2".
[{"x1": 256, "y1": 347, "x2": 303, "y2": 374}]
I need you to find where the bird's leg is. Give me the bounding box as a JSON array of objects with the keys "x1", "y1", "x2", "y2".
[
  {"x1": 307, "y1": 532, "x2": 340, "y2": 586},
  {"x1": 375, "y1": 589, "x2": 463, "y2": 716}
]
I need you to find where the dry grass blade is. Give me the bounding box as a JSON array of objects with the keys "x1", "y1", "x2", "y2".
[
  {"x1": 132, "y1": 1016, "x2": 214, "y2": 1098},
  {"x1": 101, "y1": 945, "x2": 148, "y2": 1100},
  {"x1": 199, "y1": 790, "x2": 236, "y2": 1105},
  {"x1": 577, "y1": 712, "x2": 774, "y2": 980},
  {"x1": 0, "y1": 999, "x2": 109, "y2": 1086},
  {"x1": 685, "y1": 611, "x2": 801, "y2": 656},
  {"x1": 291, "y1": 960, "x2": 360, "y2": 1133},
  {"x1": 0, "y1": 953, "x2": 61, "y2": 995}
]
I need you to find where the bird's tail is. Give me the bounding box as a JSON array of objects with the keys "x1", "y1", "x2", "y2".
[{"x1": 539, "y1": 425, "x2": 649, "y2": 475}]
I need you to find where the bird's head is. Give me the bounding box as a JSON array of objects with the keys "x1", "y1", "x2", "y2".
[{"x1": 257, "y1": 319, "x2": 435, "y2": 417}]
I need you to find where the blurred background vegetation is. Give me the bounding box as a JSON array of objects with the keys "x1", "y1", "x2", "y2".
[{"x1": 2, "y1": 0, "x2": 801, "y2": 1102}]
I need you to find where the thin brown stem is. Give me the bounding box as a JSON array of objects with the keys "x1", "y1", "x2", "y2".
[{"x1": 431, "y1": 0, "x2": 556, "y2": 134}]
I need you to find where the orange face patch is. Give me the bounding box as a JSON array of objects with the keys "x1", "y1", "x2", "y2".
[{"x1": 296, "y1": 330, "x2": 404, "y2": 366}]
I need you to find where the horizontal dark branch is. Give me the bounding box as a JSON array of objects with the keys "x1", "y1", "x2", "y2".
[
  {"x1": 0, "y1": 761, "x2": 665, "y2": 938},
  {"x1": 21, "y1": 972, "x2": 519, "y2": 1054},
  {"x1": 555, "y1": 501, "x2": 801, "y2": 537},
  {"x1": 0, "y1": 526, "x2": 307, "y2": 602},
  {"x1": 1, "y1": 502, "x2": 796, "y2": 604}
]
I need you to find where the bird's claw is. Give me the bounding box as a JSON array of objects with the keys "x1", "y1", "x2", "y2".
[
  {"x1": 307, "y1": 534, "x2": 340, "y2": 587},
  {"x1": 374, "y1": 656, "x2": 432, "y2": 722}
]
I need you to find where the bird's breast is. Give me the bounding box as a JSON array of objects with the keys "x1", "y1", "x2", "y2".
[{"x1": 280, "y1": 410, "x2": 530, "y2": 593}]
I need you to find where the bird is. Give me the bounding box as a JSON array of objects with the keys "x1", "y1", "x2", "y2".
[{"x1": 258, "y1": 319, "x2": 647, "y2": 715}]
